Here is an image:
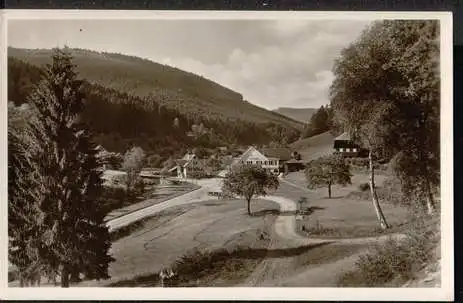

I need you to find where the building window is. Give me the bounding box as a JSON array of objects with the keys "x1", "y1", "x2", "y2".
[
  {"x1": 346, "y1": 148, "x2": 350, "y2": 152},
  {"x1": 339, "y1": 148, "x2": 344, "y2": 152},
  {"x1": 353, "y1": 148, "x2": 357, "y2": 152}
]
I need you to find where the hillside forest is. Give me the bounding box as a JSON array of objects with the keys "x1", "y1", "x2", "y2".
[{"x1": 8, "y1": 51, "x2": 302, "y2": 162}]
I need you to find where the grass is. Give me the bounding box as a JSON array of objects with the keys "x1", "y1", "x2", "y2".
[
  {"x1": 109, "y1": 207, "x2": 189, "y2": 242},
  {"x1": 279, "y1": 171, "x2": 409, "y2": 239},
  {"x1": 299, "y1": 221, "x2": 409, "y2": 239},
  {"x1": 109, "y1": 242, "x2": 333, "y2": 287},
  {"x1": 337, "y1": 213, "x2": 440, "y2": 287},
  {"x1": 293, "y1": 242, "x2": 369, "y2": 267},
  {"x1": 108, "y1": 244, "x2": 268, "y2": 287},
  {"x1": 346, "y1": 176, "x2": 404, "y2": 205}
]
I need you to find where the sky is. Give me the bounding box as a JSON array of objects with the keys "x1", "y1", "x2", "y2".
[{"x1": 8, "y1": 19, "x2": 371, "y2": 110}]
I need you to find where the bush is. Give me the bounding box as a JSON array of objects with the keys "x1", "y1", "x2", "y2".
[
  {"x1": 134, "y1": 178, "x2": 145, "y2": 194},
  {"x1": 338, "y1": 214, "x2": 438, "y2": 287},
  {"x1": 377, "y1": 177, "x2": 405, "y2": 206},
  {"x1": 188, "y1": 171, "x2": 214, "y2": 179},
  {"x1": 359, "y1": 182, "x2": 370, "y2": 191}
]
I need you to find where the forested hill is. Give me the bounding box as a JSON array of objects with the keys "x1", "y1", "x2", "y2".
[
  {"x1": 8, "y1": 47, "x2": 303, "y2": 130},
  {"x1": 8, "y1": 55, "x2": 302, "y2": 158}
]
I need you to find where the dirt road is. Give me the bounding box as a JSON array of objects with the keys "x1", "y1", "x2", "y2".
[
  {"x1": 108, "y1": 178, "x2": 223, "y2": 231},
  {"x1": 241, "y1": 177, "x2": 405, "y2": 287}
]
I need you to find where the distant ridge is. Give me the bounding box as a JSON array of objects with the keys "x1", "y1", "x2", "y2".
[
  {"x1": 8, "y1": 47, "x2": 304, "y2": 131},
  {"x1": 273, "y1": 107, "x2": 318, "y2": 123}
]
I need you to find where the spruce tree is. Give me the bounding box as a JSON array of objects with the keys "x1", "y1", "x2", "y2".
[
  {"x1": 26, "y1": 47, "x2": 113, "y2": 287},
  {"x1": 8, "y1": 125, "x2": 45, "y2": 286}
]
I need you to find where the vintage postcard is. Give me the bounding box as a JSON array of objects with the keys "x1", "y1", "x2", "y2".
[{"x1": 1, "y1": 10, "x2": 453, "y2": 301}]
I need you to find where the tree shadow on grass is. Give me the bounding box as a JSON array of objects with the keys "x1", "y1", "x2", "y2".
[
  {"x1": 251, "y1": 206, "x2": 326, "y2": 217},
  {"x1": 251, "y1": 209, "x2": 297, "y2": 217},
  {"x1": 322, "y1": 196, "x2": 344, "y2": 199},
  {"x1": 301, "y1": 206, "x2": 326, "y2": 216},
  {"x1": 109, "y1": 242, "x2": 334, "y2": 287}
]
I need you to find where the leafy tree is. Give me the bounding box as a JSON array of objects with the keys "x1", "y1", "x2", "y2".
[
  {"x1": 192, "y1": 147, "x2": 209, "y2": 159},
  {"x1": 222, "y1": 164, "x2": 279, "y2": 215},
  {"x1": 330, "y1": 20, "x2": 439, "y2": 215},
  {"x1": 121, "y1": 146, "x2": 146, "y2": 192},
  {"x1": 384, "y1": 20, "x2": 440, "y2": 214},
  {"x1": 305, "y1": 154, "x2": 352, "y2": 199},
  {"x1": 205, "y1": 156, "x2": 223, "y2": 175},
  {"x1": 298, "y1": 196, "x2": 308, "y2": 213},
  {"x1": 146, "y1": 154, "x2": 163, "y2": 168},
  {"x1": 20, "y1": 47, "x2": 113, "y2": 287}
]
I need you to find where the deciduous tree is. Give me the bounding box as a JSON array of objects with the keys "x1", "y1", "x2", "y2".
[
  {"x1": 305, "y1": 154, "x2": 352, "y2": 199},
  {"x1": 330, "y1": 20, "x2": 440, "y2": 215},
  {"x1": 222, "y1": 164, "x2": 279, "y2": 215},
  {"x1": 121, "y1": 146, "x2": 146, "y2": 192}
]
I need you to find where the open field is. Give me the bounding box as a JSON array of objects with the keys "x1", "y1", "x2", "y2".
[
  {"x1": 289, "y1": 132, "x2": 334, "y2": 162},
  {"x1": 279, "y1": 171, "x2": 410, "y2": 238},
  {"x1": 100, "y1": 173, "x2": 410, "y2": 287},
  {"x1": 104, "y1": 181, "x2": 199, "y2": 221},
  {"x1": 76, "y1": 198, "x2": 279, "y2": 286},
  {"x1": 8, "y1": 173, "x2": 412, "y2": 287}
]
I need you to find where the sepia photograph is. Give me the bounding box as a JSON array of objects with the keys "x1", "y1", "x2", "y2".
[{"x1": 1, "y1": 10, "x2": 453, "y2": 301}]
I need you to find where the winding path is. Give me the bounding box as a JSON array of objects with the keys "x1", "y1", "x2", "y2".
[
  {"x1": 106, "y1": 175, "x2": 404, "y2": 287},
  {"x1": 9, "y1": 176, "x2": 404, "y2": 287},
  {"x1": 241, "y1": 177, "x2": 406, "y2": 286}
]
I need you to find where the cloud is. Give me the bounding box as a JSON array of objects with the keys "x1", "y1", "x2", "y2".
[
  {"x1": 8, "y1": 19, "x2": 371, "y2": 110},
  {"x1": 152, "y1": 20, "x2": 369, "y2": 109}
]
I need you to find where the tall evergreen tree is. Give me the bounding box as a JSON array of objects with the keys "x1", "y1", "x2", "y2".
[
  {"x1": 24, "y1": 47, "x2": 113, "y2": 287},
  {"x1": 8, "y1": 125, "x2": 45, "y2": 286}
]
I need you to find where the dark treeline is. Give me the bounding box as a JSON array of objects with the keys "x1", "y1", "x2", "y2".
[
  {"x1": 9, "y1": 47, "x2": 304, "y2": 131},
  {"x1": 8, "y1": 57, "x2": 301, "y2": 159},
  {"x1": 302, "y1": 105, "x2": 335, "y2": 138}
]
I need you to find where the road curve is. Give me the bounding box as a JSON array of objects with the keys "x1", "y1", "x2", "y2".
[{"x1": 107, "y1": 178, "x2": 224, "y2": 231}]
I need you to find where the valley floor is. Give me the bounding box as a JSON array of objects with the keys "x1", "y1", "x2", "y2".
[{"x1": 9, "y1": 172, "x2": 438, "y2": 288}]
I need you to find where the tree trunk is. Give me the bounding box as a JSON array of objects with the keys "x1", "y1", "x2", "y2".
[
  {"x1": 418, "y1": 148, "x2": 436, "y2": 215},
  {"x1": 424, "y1": 176, "x2": 435, "y2": 215},
  {"x1": 368, "y1": 150, "x2": 389, "y2": 229},
  {"x1": 247, "y1": 198, "x2": 252, "y2": 216},
  {"x1": 70, "y1": 267, "x2": 81, "y2": 283},
  {"x1": 60, "y1": 265, "x2": 70, "y2": 288},
  {"x1": 328, "y1": 183, "x2": 332, "y2": 198}
]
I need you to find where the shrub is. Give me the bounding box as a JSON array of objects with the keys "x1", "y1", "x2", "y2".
[
  {"x1": 358, "y1": 182, "x2": 370, "y2": 191},
  {"x1": 377, "y1": 177, "x2": 404, "y2": 206},
  {"x1": 134, "y1": 178, "x2": 145, "y2": 194},
  {"x1": 99, "y1": 186, "x2": 128, "y2": 213},
  {"x1": 338, "y1": 213, "x2": 438, "y2": 287}
]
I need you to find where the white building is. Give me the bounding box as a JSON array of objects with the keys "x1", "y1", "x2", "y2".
[{"x1": 228, "y1": 146, "x2": 292, "y2": 174}]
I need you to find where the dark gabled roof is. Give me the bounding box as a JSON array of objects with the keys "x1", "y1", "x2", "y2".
[{"x1": 260, "y1": 147, "x2": 293, "y2": 161}]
